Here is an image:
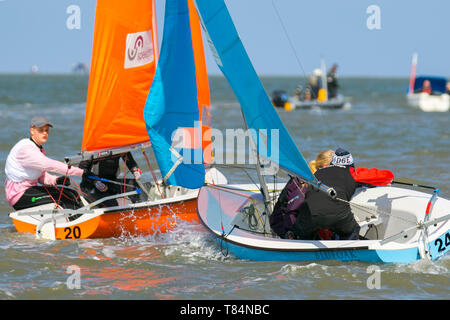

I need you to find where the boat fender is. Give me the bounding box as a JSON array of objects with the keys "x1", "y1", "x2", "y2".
[
  {"x1": 317, "y1": 88, "x2": 327, "y2": 102},
  {"x1": 284, "y1": 102, "x2": 293, "y2": 111}
]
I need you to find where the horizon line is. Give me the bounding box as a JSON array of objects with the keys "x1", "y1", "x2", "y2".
[{"x1": 0, "y1": 72, "x2": 444, "y2": 80}]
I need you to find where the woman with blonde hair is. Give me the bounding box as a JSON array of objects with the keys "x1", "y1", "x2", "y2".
[{"x1": 309, "y1": 149, "x2": 334, "y2": 173}]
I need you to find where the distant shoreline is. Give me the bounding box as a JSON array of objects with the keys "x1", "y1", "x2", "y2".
[{"x1": 0, "y1": 73, "x2": 421, "y2": 80}]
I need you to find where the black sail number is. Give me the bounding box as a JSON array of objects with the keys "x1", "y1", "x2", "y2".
[
  {"x1": 64, "y1": 226, "x2": 81, "y2": 239},
  {"x1": 434, "y1": 232, "x2": 450, "y2": 253}
]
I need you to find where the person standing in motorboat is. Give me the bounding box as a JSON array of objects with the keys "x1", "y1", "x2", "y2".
[
  {"x1": 327, "y1": 64, "x2": 339, "y2": 99},
  {"x1": 306, "y1": 69, "x2": 322, "y2": 100},
  {"x1": 79, "y1": 152, "x2": 143, "y2": 207},
  {"x1": 420, "y1": 79, "x2": 432, "y2": 94},
  {"x1": 5, "y1": 116, "x2": 85, "y2": 210}
]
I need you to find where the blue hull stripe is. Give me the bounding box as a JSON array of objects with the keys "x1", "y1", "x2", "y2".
[{"x1": 218, "y1": 239, "x2": 421, "y2": 263}]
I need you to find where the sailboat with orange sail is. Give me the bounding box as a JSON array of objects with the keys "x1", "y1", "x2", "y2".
[{"x1": 9, "y1": 0, "x2": 226, "y2": 240}]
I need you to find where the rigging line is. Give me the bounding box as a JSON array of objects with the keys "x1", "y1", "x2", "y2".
[
  {"x1": 141, "y1": 148, "x2": 164, "y2": 198},
  {"x1": 217, "y1": 176, "x2": 227, "y2": 257},
  {"x1": 271, "y1": 0, "x2": 308, "y2": 79},
  {"x1": 56, "y1": 167, "x2": 70, "y2": 210},
  {"x1": 43, "y1": 185, "x2": 60, "y2": 209},
  {"x1": 243, "y1": 167, "x2": 262, "y2": 192},
  {"x1": 233, "y1": 224, "x2": 270, "y2": 236},
  {"x1": 213, "y1": 163, "x2": 264, "y2": 171},
  {"x1": 271, "y1": 0, "x2": 337, "y2": 150},
  {"x1": 68, "y1": 178, "x2": 81, "y2": 201},
  {"x1": 206, "y1": 183, "x2": 282, "y2": 196}
]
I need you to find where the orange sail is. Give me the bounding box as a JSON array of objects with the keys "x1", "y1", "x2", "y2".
[
  {"x1": 81, "y1": 0, "x2": 159, "y2": 152},
  {"x1": 82, "y1": 0, "x2": 212, "y2": 165}
]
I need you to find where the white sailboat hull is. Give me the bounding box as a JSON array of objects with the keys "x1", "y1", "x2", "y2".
[
  {"x1": 406, "y1": 93, "x2": 449, "y2": 112},
  {"x1": 197, "y1": 184, "x2": 450, "y2": 263},
  {"x1": 192, "y1": 1, "x2": 450, "y2": 264}
]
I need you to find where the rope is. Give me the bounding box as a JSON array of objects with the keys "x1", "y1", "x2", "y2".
[
  {"x1": 54, "y1": 183, "x2": 80, "y2": 202},
  {"x1": 271, "y1": 0, "x2": 308, "y2": 84},
  {"x1": 68, "y1": 178, "x2": 81, "y2": 201},
  {"x1": 219, "y1": 209, "x2": 231, "y2": 257},
  {"x1": 56, "y1": 167, "x2": 70, "y2": 208},
  {"x1": 233, "y1": 224, "x2": 273, "y2": 236},
  {"x1": 142, "y1": 148, "x2": 164, "y2": 198},
  {"x1": 363, "y1": 223, "x2": 379, "y2": 240},
  {"x1": 42, "y1": 185, "x2": 61, "y2": 209}
]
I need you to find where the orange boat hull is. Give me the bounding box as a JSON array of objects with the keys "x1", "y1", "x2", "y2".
[{"x1": 12, "y1": 198, "x2": 198, "y2": 240}]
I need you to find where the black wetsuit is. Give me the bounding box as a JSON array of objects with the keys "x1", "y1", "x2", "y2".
[
  {"x1": 327, "y1": 71, "x2": 338, "y2": 99},
  {"x1": 13, "y1": 186, "x2": 82, "y2": 210},
  {"x1": 80, "y1": 152, "x2": 140, "y2": 207},
  {"x1": 293, "y1": 165, "x2": 360, "y2": 240}
]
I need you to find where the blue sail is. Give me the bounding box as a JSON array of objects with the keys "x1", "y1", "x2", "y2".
[
  {"x1": 194, "y1": 0, "x2": 316, "y2": 183},
  {"x1": 144, "y1": 0, "x2": 205, "y2": 189}
]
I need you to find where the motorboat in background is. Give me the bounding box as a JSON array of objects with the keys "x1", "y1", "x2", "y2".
[
  {"x1": 406, "y1": 53, "x2": 449, "y2": 112},
  {"x1": 407, "y1": 76, "x2": 449, "y2": 112},
  {"x1": 272, "y1": 90, "x2": 350, "y2": 110},
  {"x1": 272, "y1": 61, "x2": 350, "y2": 111},
  {"x1": 289, "y1": 94, "x2": 350, "y2": 110}
]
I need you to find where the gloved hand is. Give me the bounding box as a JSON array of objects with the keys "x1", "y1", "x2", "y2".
[
  {"x1": 56, "y1": 176, "x2": 71, "y2": 186},
  {"x1": 78, "y1": 160, "x2": 93, "y2": 171},
  {"x1": 132, "y1": 168, "x2": 142, "y2": 180},
  {"x1": 81, "y1": 169, "x2": 92, "y2": 183},
  {"x1": 95, "y1": 180, "x2": 108, "y2": 192}
]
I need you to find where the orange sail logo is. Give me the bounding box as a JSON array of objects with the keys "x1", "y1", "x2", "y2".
[{"x1": 124, "y1": 30, "x2": 154, "y2": 69}]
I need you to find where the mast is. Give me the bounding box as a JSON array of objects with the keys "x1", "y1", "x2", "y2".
[
  {"x1": 408, "y1": 52, "x2": 418, "y2": 95},
  {"x1": 240, "y1": 109, "x2": 272, "y2": 214}
]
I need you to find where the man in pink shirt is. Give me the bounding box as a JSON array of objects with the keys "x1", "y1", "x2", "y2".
[{"x1": 5, "y1": 116, "x2": 85, "y2": 210}]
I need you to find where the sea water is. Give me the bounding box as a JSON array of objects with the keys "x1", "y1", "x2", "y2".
[{"x1": 0, "y1": 74, "x2": 448, "y2": 301}]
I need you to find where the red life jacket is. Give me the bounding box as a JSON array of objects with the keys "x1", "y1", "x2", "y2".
[
  {"x1": 349, "y1": 167, "x2": 394, "y2": 186},
  {"x1": 422, "y1": 87, "x2": 432, "y2": 94}
]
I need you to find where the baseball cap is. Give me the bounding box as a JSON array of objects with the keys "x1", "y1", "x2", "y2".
[{"x1": 30, "y1": 116, "x2": 53, "y2": 128}]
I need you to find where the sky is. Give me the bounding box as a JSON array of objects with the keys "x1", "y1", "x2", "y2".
[{"x1": 0, "y1": 0, "x2": 449, "y2": 77}]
